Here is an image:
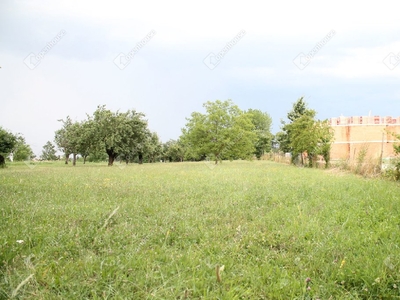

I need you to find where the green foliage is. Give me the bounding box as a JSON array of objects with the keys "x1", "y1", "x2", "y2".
[
  {"x1": 76, "y1": 120, "x2": 96, "y2": 163},
  {"x1": 12, "y1": 135, "x2": 34, "y2": 161},
  {"x1": 287, "y1": 96, "x2": 315, "y2": 122},
  {"x1": 274, "y1": 131, "x2": 290, "y2": 153},
  {"x1": 318, "y1": 120, "x2": 335, "y2": 167},
  {"x1": 40, "y1": 141, "x2": 58, "y2": 160},
  {"x1": 246, "y1": 109, "x2": 272, "y2": 159},
  {"x1": 382, "y1": 158, "x2": 400, "y2": 181},
  {"x1": 163, "y1": 139, "x2": 186, "y2": 162},
  {"x1": 0, "y1": 127, "x2": 17, "y2": 167},
  {"x1": 87, "y1": 149, "x2": 108, "y2": 162},
  {"x1": 384, "y1": 130, "x2": 400, "y2": 180},
  {"x1": 54, "y1": 116, "x2": 73, "y2": 160},
  {"x1": 90, "y1": 105, "x2": 149, "y2": 166},
  {"x1": 279, "y1": 97, "x2": 316, "y2": 154},
  {"x1": 144, "y1": 132, "x2": 163, "y2": 163},
  {"x1": 280, "y1": 97, "x2": 333, "y2": 167},
  {"x1": 181, "y1": 100, "x2": 257, "y2": 164},
  {"x1": 355, "y1": 144, "x2": 369, "y2": 174},
  {"x1": 54, "y1": 116, "x2": 84, "y2": 165}
]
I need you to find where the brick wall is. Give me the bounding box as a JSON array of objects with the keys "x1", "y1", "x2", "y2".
[{"x1": 329, "y1": 116, "x2": 400, "y2": 161}]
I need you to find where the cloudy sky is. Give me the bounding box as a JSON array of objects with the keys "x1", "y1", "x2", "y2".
[{"x1": 1, "y1": 0, "x2": 400, "y2": 155}]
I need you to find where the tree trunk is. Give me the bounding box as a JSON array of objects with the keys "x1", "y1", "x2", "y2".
[
  {"x1": 106, "y1": 148, "x2": 117, "y2": 166},
  {"x1": 83, "y1": 155, "x2": 87, "y2": 164},
  {"x1": 0, "y1": 155, "x2": 5, "y2": 168},
  {"x1": 138, "y1": 153, "x2": 143, "y2": 164},
  {"x1": 108, "y1": 155, "x2": 114, "y2": 166},
  {"x1": 65, "y1": 153, "x2": 69, "y2": 164},
  {"x1": 73, "y1": 153, "x2": 77, "y2": 166}
]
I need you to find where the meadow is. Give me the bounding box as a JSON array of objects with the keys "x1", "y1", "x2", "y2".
[{"x1": 1, "y1": 160, "x2": 400, "y2": 299}]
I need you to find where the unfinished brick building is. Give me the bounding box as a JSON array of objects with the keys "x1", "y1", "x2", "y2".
[{"x1": 329, "y1": 116, "x2": 400, "y2": 162}]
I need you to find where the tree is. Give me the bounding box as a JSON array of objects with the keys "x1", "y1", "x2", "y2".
[
  {"x1": 274, "y1": 131, "x2": 290, "y2": 153},
  {"x1": 246, "y1": 109, "x2": 273, "y2": 159},
  {"x1": 144, "y1": 132, "x2": 163, "y2": 163},
  {"x1": 0, "y1": 127, "x2": 16, "y2": 168},
  {"x1": 41, "y1": 141, "x2": 58, "y2": 160},
  {"x1": 55, "y1": 116, "x2": 75, "y2": 165},
  {"x1": 287, "y1": 114, "x2": 317, "y2": 165},
  {"x1": 287, "y1": 97, "x2": 315, "y2": 122},
  {"x1": 13, "y1": 135, "x2": 34, "y2": 161},
  {"x1": 76, "y1": 120, "x2": 96, "y2": 164},
  {"x1": 279, "y1": 97, "x2": 316, "y2": 154},
  {"x1": 163, "y1": 139, "x2": 186, "y2": 162},
  {"x1": 66, "y1": 121, "x2": 82, "y2": 166},
  {"x1": 286, "y1": 113, "x2": 334, "y2": 167},
  {"x1": 90, "y1": 105, "x2": 149, "y2": 166},
  {"x1": 181, "y1": 100, "x2": 257, "y2": 164}
]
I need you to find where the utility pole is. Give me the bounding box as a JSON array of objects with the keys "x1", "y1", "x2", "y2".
[{"x1": 380, "y1": 131, "x2": 384, "y2": 170}]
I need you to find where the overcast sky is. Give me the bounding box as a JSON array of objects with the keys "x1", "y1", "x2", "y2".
[{"x1": 1, "y1": 0, "x2": 400, "y2": 155}]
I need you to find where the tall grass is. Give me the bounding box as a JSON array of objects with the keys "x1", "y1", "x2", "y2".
[{"x1": 1, "y1": 161, "x2": 400, "y2": 298}]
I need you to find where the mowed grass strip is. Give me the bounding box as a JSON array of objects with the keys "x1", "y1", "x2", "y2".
[{"x1": 1, "y1": 161, "x2": 400, "y2": 299}]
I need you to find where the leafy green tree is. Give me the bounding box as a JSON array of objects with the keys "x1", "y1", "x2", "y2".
[
  {"x1": 0, "y1": 127, "x2": 16, "y2": 167},
  {"x1": 145, "y1": 132, "x2": 163, "y2": 163},
  {"x1": 247, "y1": 109, "x2": 272, "y2": 159},
  {"x1": 274, "y1": 131, "x2": 290, "y2": 153},
  {"x1": 13, "y1": 135, "x2": 34, "y2": 161},
  {"x1": 279, "y1": 97, "x2": 316, "y2": 154},
  {"x1": 181, "y1": 100, "x2": 257, "y2": 164},
  {"x1": 55, "y1": 116, "x2": 73, "y2": 164},
  {"x1": 163, "y1": 139, "x2": 186, "y2": 162},
  {"x1": 76, "y1": 120, "x2": 95, "y2": 164},
  {"x1": 287, "y1": 114, "x2": 317, "y2": 165},
  {"x1": 41, "y1": 141, "x2": 58, "y2": 160},
  {"x1": 69, "y1": 122, "x2": 82, "y2": 165},
  {"x1": 287, "y1": 97, "x2": 315, "y2": 121},
  {"x1": 90, "y1": 105, "x2": 149, "y2": 166},
  {"x1": 286, "y1": 114, "x2": 334, "y2": 167}
]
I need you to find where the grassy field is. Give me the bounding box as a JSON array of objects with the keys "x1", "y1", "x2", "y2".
[{"x1": 1, "y1": 160, "x2": 400, "y2": 299}]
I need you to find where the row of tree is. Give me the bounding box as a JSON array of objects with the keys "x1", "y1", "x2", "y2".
[
  {"x1": 50, "y1": 101, "x2": 273, "y2": 166},
  {"x1": 0, "y1": 98, "x2": 334, "y2": 168}
]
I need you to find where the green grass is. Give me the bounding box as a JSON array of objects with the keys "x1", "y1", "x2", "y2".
[{"x1": 1, "y1": 160, "x2": 400, "y2": 299}]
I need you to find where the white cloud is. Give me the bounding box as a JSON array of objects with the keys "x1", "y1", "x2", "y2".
[
  {"x1": 2, "y1": 0, "x2": 400, "y2": 155},
  {"x1": 307, "y1": 42, "x2": 400, "y2": 79}
]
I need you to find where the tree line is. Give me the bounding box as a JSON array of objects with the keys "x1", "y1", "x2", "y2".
[{"x1": 0, "y1": 98, "x2": 335, "y2": 168}]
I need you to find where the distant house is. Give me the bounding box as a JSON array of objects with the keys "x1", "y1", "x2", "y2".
[{"x1": 329, "y1": 116, "x2": 400, "y2": 161}]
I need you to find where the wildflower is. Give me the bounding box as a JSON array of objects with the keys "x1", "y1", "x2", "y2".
[
  {"x1": 305, "y1": 277, "x2": 311, "y2": 283},
  {"x1": 16, "y1": 240, "x2": 24, "y2": 244},
  {"x1": 340, "y1": 259, "x2": 346, "y2": 268},
  {"x1": 307, "y1": 286, "x2": 311, "y2": 291}
]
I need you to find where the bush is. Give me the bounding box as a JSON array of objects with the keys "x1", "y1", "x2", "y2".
[{"x1": 382, "y1": 158, "x2": 400, "y2": 181}]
